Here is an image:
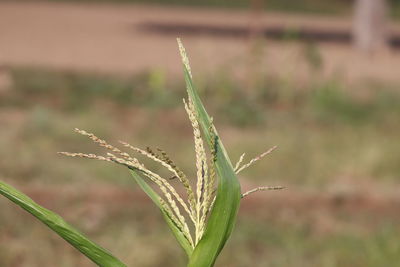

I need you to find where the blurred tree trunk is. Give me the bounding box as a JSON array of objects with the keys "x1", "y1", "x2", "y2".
[
  {"x1": 249, "y1": 0, "x2": 264, "y2": 39},
  {"x1": 247, "y1": 0, "x2": 265, "y2": 91},
  {"x1": 353, "y1": 0, "x2": 389, "y2": 53}
]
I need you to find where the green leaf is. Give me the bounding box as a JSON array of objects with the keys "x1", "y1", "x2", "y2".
[
  {"x1": 0, "y1": 181, "x2": 126, "y2": 267},
  {"x1": 179, "y1": 44, "x2": 242, "y2": 267},
  {"x1": 129, "y1": 170, "x2": 194, "y2": 257}
]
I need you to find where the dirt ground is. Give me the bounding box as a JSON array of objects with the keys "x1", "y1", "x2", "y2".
[{"x1": 1, "y1": 1, "x2": 400, "y2": 84}]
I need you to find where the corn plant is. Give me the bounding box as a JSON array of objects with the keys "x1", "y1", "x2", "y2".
[{"x1": 0, "y1": 39, "x2": 282, "y2": 267}]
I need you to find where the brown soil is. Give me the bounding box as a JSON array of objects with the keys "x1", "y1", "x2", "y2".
[
  {"x1": 1, "y1": 2, "x2": 400, "y2": 84},
  {"x1": 5, "y1": 179, "x2": 400, "y2": 235}
]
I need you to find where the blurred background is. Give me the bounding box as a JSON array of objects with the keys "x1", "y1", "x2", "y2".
[{"x1": 0, "y1": 0, "x2": 400, "y2": 266}]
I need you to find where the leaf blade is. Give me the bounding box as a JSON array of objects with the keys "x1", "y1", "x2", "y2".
[{"x1": 0, "y1": 181, "x2": 127, "y2": 267}]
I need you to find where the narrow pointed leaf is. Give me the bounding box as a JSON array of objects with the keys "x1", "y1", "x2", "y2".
[
  {"x1": 0, "y1": 181, "x2": 126, "y2": 267},
  {"x1": 179, "y1": 47, "x2": 242, "y2": 267},
  {"x1": 129, "y1": 170, "x2": 194, "y2": 256}
]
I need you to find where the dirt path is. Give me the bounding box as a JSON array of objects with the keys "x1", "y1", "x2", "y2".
[{"x1": 1, "y1": 2, "x2": 400, "y2": 83}]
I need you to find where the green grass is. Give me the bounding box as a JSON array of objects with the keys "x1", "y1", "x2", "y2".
[
  {"x1": 5, "y1": 66, "x2": 400, "y2": 127},
  {"x1": 1, "y1": 66, "x2": 400, "y2": 185},
  {"x1": 5, "y1": 68, "x2": 180, "y2": 109}
]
